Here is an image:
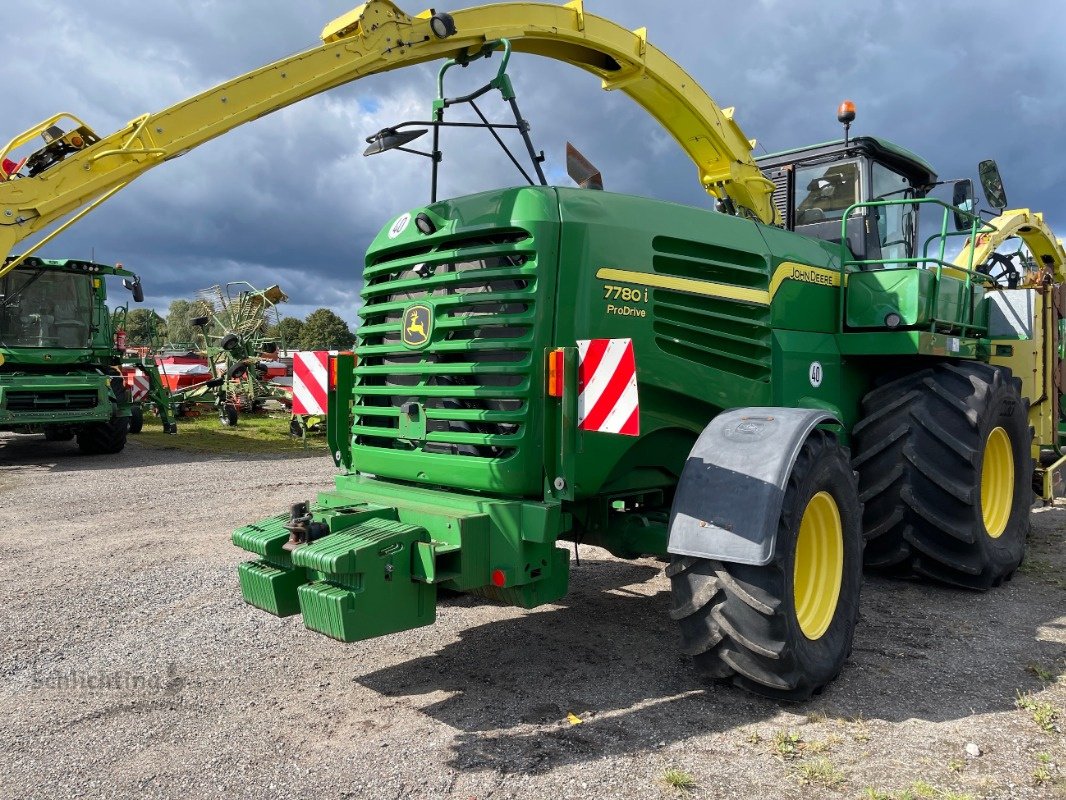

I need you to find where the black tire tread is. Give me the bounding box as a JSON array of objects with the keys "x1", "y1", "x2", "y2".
[
  {"x1": 670, "y1": 431, "x2": 863, "y2": 701},
  {"x1": 77, "y1": 414, "x2": 129, "y2": 455},
  {"x1": 128, "y1": 405, "x2": 144, "y2": 434},
  {"x1": 852, "y1": 362, "x2": 1030, "y2": 589}
]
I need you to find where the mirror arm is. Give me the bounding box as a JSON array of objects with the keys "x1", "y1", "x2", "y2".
[{"x1": 394, "y1": 146, "x2": 436, "y2": 159}]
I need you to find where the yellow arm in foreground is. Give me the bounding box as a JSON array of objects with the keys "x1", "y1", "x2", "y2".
[
  {"x1": 0, "y1": 0, "x2": 774, "y2": 278},
  {"x1": 953, "y1": 208, "x2": 1066, "y2": 280}
]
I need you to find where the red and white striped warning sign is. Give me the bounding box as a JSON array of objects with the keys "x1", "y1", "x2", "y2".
[
  {"x1": 577, "y1": 338, "x2": 639, "y2": 436},
  {"x1": 292, "y1": 351, "x2": 329, "y2": 416},
  {"x1": 122, "y1": 369, "x2": 150, "y2": 402}
]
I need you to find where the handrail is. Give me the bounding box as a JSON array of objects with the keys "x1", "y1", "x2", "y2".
[
  {"x1": 0, "y1": 112, "x2": 93, "y2": 170},
  {"x1": 837, "y1": 198, "x2": 998, "y2": 336}
]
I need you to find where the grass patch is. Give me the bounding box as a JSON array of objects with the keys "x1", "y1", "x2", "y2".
[
  {"x1": 1027, "y1": 662, "x2": 1057, "y2": 682},
  {"x1": 771, "y1": 728, "x2": 843, "y2": 759},
  {"x1": 135, "y1": 412, "x2": 328, "y2": 455},
  {"x1": 1033, "y1": 752, "x2": 1054, "y2": 786},
  {"x1": 772, "y1": 729, "x2": 803, "y2": 759},
  {"x1": 1017, "y1": 558, "x2": 1066, "y2": 589},
  {"x1": 793, "y1": 757, "x2": 845, "y2": 788},
  {"x1": 661, "y1": 768, "x2": 696, "y2": 792},
  {"x1": 1016, "y1": 691, "x2": 1060, "y2": 733},
  {"x1": 806, "y1": 733, "x2": 843, "y2": 754},
  {"x1": 908, "y1": 780, "x2": 938, "y2": 798},
  {"x1": 862, "y1": 784, "x2": 975, "y2": 800}
]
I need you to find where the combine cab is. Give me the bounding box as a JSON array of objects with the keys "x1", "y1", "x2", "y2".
[{"x1": 0, "y1": 257, "x2": 172, "y2": 453}]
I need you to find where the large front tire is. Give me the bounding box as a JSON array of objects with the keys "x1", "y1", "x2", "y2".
[
  {"x1": 76, "y1": 412, "x2": 129, "y2": 455},
  {"x1": 852, "y1": 362, "x2": 1030, "y2": 589},
  {"x1": 669, "y1": 430, "x2": 864, "y2": 701}
]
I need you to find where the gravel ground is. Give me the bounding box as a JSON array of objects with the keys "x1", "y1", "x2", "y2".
[{"x1": 0, "y1": 432, "x2": 1064, "y2": 800}]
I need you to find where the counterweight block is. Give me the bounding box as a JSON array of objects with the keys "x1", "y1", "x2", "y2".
[{"x1": 292, "y1": 518, "x2": 437, "y2": 642}]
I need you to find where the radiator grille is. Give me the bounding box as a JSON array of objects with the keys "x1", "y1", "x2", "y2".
[
  {"x1": 6, "y1": 390, "x2": 99, "y2": 412},
  {"x1": 649, "y1": 235, "x2": 772, "y2": 381},
  {"x1": 355, "y1": 230, "x2": 537, "y2": 461},
  {"x1": 766, "y1": 166, "x2": 793, "y2": 228}
]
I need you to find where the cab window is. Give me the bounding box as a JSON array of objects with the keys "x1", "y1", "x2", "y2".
[
  {"x1": 0, "y1": 269, "x2": 93, "y2": 348},
  {"x1": 871, "y1": 163, "x2": 913, "y2": 262},
  {"x1": 794, "y1": 160, "x2": 861, "y2": 225}
]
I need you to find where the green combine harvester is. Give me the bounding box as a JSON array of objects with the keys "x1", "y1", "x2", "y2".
[
  {"x1": 231, "y1": 34, "x2": 1066, "y2": 700},
  {"x1": 0, "y1": 257, "x2": 172, "y2": 453}
]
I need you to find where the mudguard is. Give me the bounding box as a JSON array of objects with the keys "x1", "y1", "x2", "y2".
[{"x1": 667, "y1": 407, "x2": 838, "y2": 566}]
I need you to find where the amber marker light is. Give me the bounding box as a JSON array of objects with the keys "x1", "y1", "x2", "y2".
[{"x1": 546, "y1": 347, "x2": 565, "y2": 397}]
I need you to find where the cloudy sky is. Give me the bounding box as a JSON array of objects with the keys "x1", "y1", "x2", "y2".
[{"x1": 5, "y1": 1, "x2": 1065, "y2": 327}]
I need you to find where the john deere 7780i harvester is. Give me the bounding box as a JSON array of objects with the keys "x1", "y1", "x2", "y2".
[{"x1": 1, "y1": 2, "x2": 1063, "y2": 698}]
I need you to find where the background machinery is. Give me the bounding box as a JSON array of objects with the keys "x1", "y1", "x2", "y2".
[
  {"x1": 2, "y1": 2, "x2": 1064, "y2": 699},
  {"x1": 0, "y1": 256, "x2": 174, "y2": 453},
  {"x1": 160, "y1": 281, "x2": 289, "y2": 426}
]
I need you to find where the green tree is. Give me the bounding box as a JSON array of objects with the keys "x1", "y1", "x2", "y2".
[
  {"x1": 273, "y1": 316, "x2": 305, "y2": 350},
  {"x1": 298, "y1": 308, "x2": 355, "y2": 350},
  {"x1": 118, "y1": 308, "x2": 166, "y2": 347},
  {"x1": 165, "y1": 298, "x2": 212, "y2": 345}
]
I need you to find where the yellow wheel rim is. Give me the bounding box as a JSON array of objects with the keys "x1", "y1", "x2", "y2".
[
  {"x1": 981, "y1": 426, "x2": 1014, "y2": 539},
  {"x1": 793, "y1": 491, "x2": 844, "y2": 640}
]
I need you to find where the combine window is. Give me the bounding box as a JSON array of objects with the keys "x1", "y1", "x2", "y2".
[
  {"x1": 794, "y1": 159, "x2": 861, "y2": 225},
  {"x1": 0, "y1": 269, "x2": 93, "y2": 348},
  {"x1": 871, "y1": 163, "x2": 914, "y2": 262}
]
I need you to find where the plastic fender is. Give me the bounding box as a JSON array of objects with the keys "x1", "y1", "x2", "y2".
[{"x1": 667, "y1": 407, "x2": 838, "y2": 566}]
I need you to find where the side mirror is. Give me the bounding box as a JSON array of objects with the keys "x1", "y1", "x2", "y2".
[
  {"x1": 190, "y1": 315, "x2": 210, "y2": 328},
  {"x1": 951, "y1": 179, "x2": 975, "y2": 231},
  {"x1": 122, "y1": 276, "x2": 145, "y2": 303},
  {"x1": 978, "y1": 159, "x2": 1008, "y2": 211}
]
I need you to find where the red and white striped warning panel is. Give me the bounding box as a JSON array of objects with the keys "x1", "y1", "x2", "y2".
[
  {"x1": 122, "y1": 369, "x2": 150, "y2": 402},
  {"x1": 577, "y1": 338, "x2": 639, "y2": 436},
  {"x1": 292, "y1": 351, "x2": 329, "y2": 416}
]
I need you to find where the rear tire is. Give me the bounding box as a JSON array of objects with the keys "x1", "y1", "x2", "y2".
[
  {"x1": 76, "y1": 412, "x2": 129, "y2": 455},
  {"x1": 128, "y1": 404, "x2": 144, "y2": 434},
  {"x1": 669, "y1": 430, "x2": 863, "y2": 701},
  {"x1": 852, "y1": 362, "x2": 1030, "y2": 589},
  {"x1": 44, "y1": 426, "x2": 75, "y2": 442}
]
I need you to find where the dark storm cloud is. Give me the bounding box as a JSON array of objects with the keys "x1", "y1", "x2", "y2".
[{"x1": 5, "y1": 1, "x2": 1065, "y2": 325}]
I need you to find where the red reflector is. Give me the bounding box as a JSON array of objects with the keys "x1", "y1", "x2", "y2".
[
  {"x1": 546, "y1": 348, "x2": 565, "y2": 397},
  {"x1": 491, "y1": 569, "x2": 506, "y2": 588}
]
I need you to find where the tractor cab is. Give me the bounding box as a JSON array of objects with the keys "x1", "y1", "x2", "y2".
[
  {"x1": 758, "y1": 103, "x2": 1020, "y2": 340},
  {"x1": 757, "y1": 135, "x2": 937, "y2": 264}
]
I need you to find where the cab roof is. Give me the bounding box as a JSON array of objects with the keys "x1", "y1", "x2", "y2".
[
  {"x1": 2, "y1": 256, "x2": 135, "y2": 278},
  {"x1": 757, "y1": 136, "x2": 938, "y2": 189}
]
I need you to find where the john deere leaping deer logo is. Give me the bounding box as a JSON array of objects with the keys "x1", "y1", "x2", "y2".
[{"x1": 402, "y1": 303, "x2": 432, "y2": 348}]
